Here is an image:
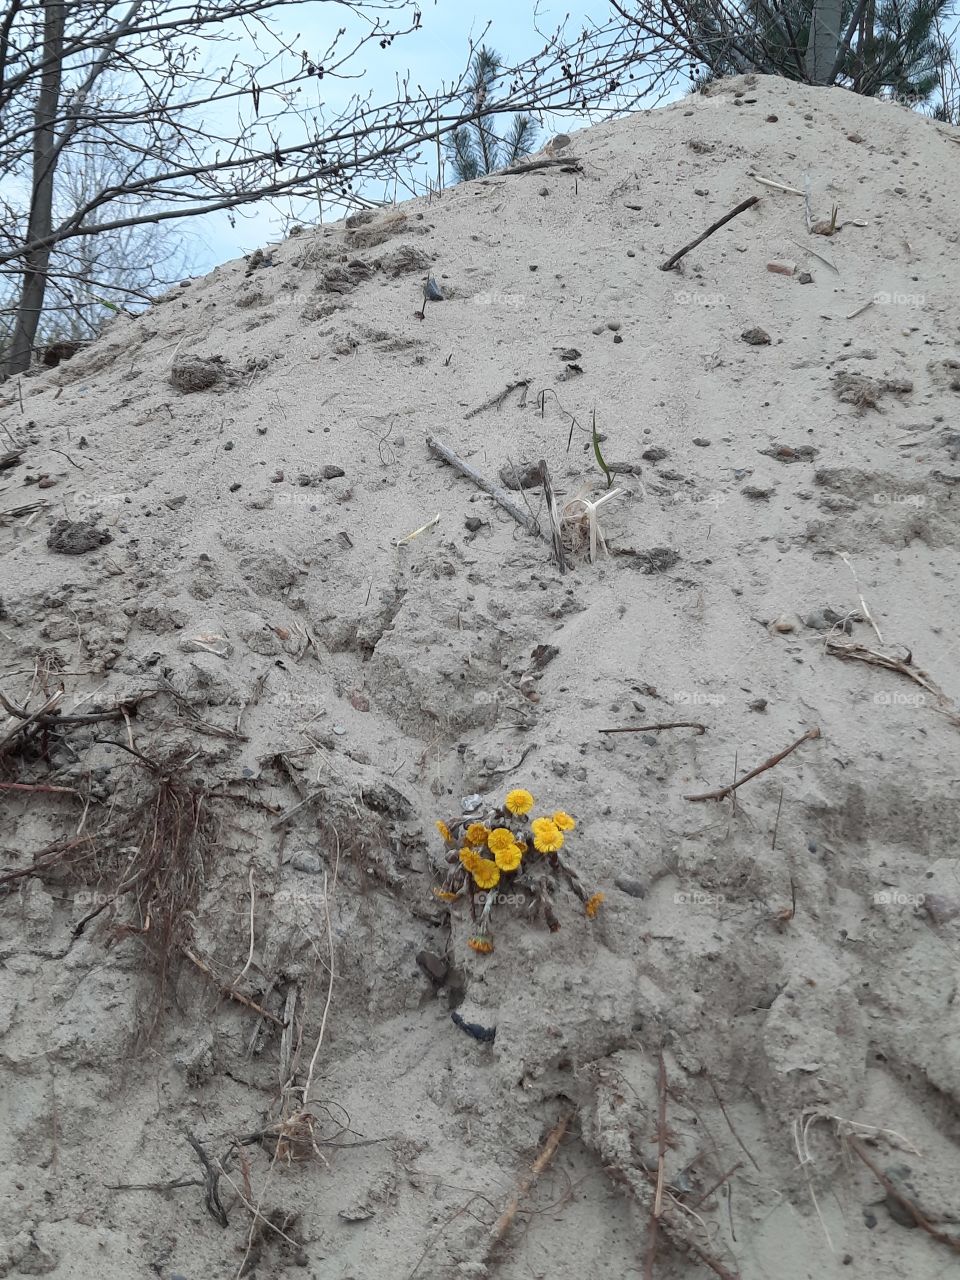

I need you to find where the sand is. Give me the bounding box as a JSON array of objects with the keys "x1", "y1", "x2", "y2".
[{"x1": 2, "y1": 72, "x2": 960, "y2": 1280}]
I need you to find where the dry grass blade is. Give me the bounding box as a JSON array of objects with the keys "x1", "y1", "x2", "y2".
[{"x1": 561, "y1": 488, "x2": 621, "y2": 563}]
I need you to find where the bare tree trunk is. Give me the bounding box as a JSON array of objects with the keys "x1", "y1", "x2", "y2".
[
  {"x1": 3, "y1": 0, "x2": 64, "y2": 376},
  {"x1": 862, "y1": 0, "x2": 877, "y2": 91},
  {"x1": 805, "y1": 0, "x2": 844, "y2": 83}
]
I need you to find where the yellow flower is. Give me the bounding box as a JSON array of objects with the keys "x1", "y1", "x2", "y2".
[
  {"x1": 487, "y1": 827, "x2": 517, "y2": 855},
  {"x1": 505, "y1": 788, "x2": 534, "y2": 816},
  {"x1": 465, "y1": 822, "x2": 490, "y2": 846},
  {"x1": 432, "y1": 888, "x2": 460, "y2": 902},
  {"x1": 494, "y1": 842, "x2": 523, "y2": 873},
  {"x1": 471, "y1": 858, "x2": 501, "y2": 890},
  {"x1": 531, "y1": 817, "x2": 564, "y2": 853},
  {"x1": 553, "y1": 810, "x2": 576, "y2": 831},
  {"x1": 459, "y1": 847, "x2": 482, "y2": 873},
  {"x1": 585, "y1": 892, "x2": 604, "y2": 919},
  {"x1": 436, "y1": 820, "x2": 453, "y2": 844},
  {"x1": 468, "y1": 935, "x2": 494, "y2": 954}
]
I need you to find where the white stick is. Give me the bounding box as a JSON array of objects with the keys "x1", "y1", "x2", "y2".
[{"x1": 750, "y1": 172, "x2": 803, "y2": 196}]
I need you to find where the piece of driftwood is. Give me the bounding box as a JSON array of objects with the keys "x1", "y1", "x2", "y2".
[
  {"x1": 426, "y1": 434, "x2": 540, "y2": 536},
  {"x1": 500, "y1": 157, "x2": 582, "y2": 176},
  {"x1": 660, "y1": 196, "x2": 760, "y2": 271}
]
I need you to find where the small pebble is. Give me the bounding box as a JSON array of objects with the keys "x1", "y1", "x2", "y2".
[
  {"x1": 798, "y1": 271, "x2": 813, "y2": 284},
  {"x1": 693, "y1": 437, "x2": 710, "y2": 447},
  {"x1": 614, "y1": 876, "x2": 647, "y2": 899},
  {"x1": 290, "y1": 852, "x2": 322, "y2": 874}
]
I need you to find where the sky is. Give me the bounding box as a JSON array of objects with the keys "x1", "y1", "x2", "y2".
[{"x1": 191, "y1": 0, "x2": 629, "y2": 272}]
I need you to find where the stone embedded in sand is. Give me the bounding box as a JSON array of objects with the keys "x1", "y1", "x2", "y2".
[
  {"x1": 741, "y1": 326, "x2": 772, "y2": 345},
  {"x1": 614, "y1": 876, "x2": 647, "y2": 898},
  {"x1": 170, "y1": 355, "x2": 223, "y2": 392},
  {"x1": 803, "y1": 606, "x2": 853, "y2": 633},
  {"x1": 46, "y1": 518, "x2": 112, "y2": 555}
]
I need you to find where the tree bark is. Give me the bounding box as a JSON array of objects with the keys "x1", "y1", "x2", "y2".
[
  {"x1": 805, "y1": 0, "x2": 844, "y2": 84},
  {"x1": 3, "y1": 0, "x2": 65, "y2": 376}
]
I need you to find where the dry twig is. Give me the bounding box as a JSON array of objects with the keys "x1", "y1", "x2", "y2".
[
  {"x1": 599, "y1": 721, "x2": 706, "y2": 735},
  {"x1": 684, "y1": 728, "x2": 821, "y2": 803},
  {"x1": 483, "y1": 1107, "x2": 573, "y2": 1261},
  {"x1": 825, "y1": 639, "x2": 960, "y2": 726},
  {"x1": 463, "y1": 379, "x2": 530, "y2": 420},
  {"x1": 660, "y1": 196, "x2": 760, "y2": 271},
  {"x1": 426, "y1": 434, "x2": 540, "y2": 536}
]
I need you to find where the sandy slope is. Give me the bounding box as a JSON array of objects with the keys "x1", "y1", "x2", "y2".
[{"x1": 2, "y1": 73, "x2": 960, "y2": 1280}]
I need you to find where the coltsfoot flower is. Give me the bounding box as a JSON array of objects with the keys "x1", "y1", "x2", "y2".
[
  {"x1": 493, "y1": 842, "x2": 523, "y2": 873},
  {"x1": 585, "y1": 892, "x2": 605, "y2": 919},
  {"x1": 432, "y1": 888, "x2": 460, "y2": 902},
  {"x1": 531, "y1": 817, "x2": 564, "y2": 853},
  {"x1": 459, "y1": 847, "x2": 482, "y2": 873},
  {"x1": 436, "y1": 820, "x2": 453, "y2": 844},
  {"x1": 471, "y1": 858, "x2": 501, "y2": 890},
  {"x1": 487, "y1": 827, "x2": 517, "y2": 855},
  {"x1": 464, "y1": 822, "x2": 490, "y2": 846},
  {"x1": 505, "y1": 788, "x2": 534, "y2": 816},
  {"x1": 468, "y1": 934, "x2": 494, "y2": 954},
  {"x1": 553, "y1": 810, "x2": 576, "y2": 831}
]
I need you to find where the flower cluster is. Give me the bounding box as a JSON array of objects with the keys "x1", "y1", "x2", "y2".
[{"x1": 433, "y1": 788, "x2": 598, "y2": 955}]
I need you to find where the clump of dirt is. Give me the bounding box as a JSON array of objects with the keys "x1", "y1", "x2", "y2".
[
  {"x1": 170, "y1": 354, "x2": 228, "y2": 392},
  {"x1": 833, "y1": 369, "x2": 913, "y2": 412},
  {"x1": 46, "y1": 518, "x2": 112, "y2": 554}
]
